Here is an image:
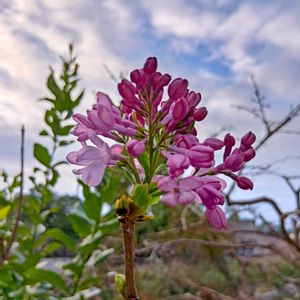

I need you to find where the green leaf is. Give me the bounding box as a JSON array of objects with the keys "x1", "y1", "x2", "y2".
[
  {"x1": 115, "y1": 273, "x2": 126, "y2": 296},
  {"x1": 86, "y1": 248, "x2": 114, "y2": 267},
  {"x1": 38, "y1": 228, "x2": 76, "y2": 252},
  {"x1": 68, "y1": 214, "x2": 92, "y2": 238},
  {"x1": 58, "y1": 125, "x2": 73, "y2": 136},
  {"x1": 47, "y1": 71, "x2": 61, "y2": 98},
  {"x1": 45, "y1": 108, "x2": 60, "y2": 136},
  {"x1": 0, "y1": 205, "x2": 10, "y2": 220},
  {"x1": 43, "y1": 242, "x2": 62, "y2": 255},
  {"x1": 98, "y1": 219, "x2": 119, "y2": 235},
  {"x1": 25, "y1": 268, "x2": 66, "y2": 291},
  {"x1": 79, "y1": 231, "x2": 103, "y2": 257},
  {"x1": 34, "y1": 143, "x2": 51, "y2": 167},
  {"x1": 39, "y1": 129, "x2": 49, "y2": 136},
  {"x1": 63, "y1": 257, "x2": 82, "y2": 277},
  {"x1": 52, "y1": 160, "x2": 68, "y2": 167},
  {"x1": 48, "y1": 169, "x2": 59, "y2": 186},
  {"x1": 137, "y1": 152, "x2": 150, "y2": 179},
  {"x1": 132, "y1": 183, "x2": 152, "y2": 210},
  {"x1": 59, "y1": 140, "x2": 74, "y2": 146},
  {"x1": 83, "y1": 196, "x2": 102, "y2": 221}
]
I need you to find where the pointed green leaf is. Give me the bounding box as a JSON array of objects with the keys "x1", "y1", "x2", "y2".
[
  {"x1": 34, "y1": 143, "x2": 51, "y2": 167},
  {"x1": 68, "y1": 214, "x2": 92, "y2": 238},
  {"x1": 25, "y1": 268, "x2": 66, "y2": 291}
]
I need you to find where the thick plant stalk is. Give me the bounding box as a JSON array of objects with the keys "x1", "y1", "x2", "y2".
[{"x1": 121, "y1": 219, "x2": 139, "y2": 300}]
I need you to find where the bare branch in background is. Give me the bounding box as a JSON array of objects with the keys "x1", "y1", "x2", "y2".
[
  {"x1": 103, "y1": 64, "x2": 119, "y2": 83},
  {"x1": 224, "y1": 77, "x2": 300, "y2": 254}
]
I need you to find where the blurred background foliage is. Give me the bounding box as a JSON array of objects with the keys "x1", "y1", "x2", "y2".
[{"x1": 0, "y1": 45, "x2": 299, "y2": 300}]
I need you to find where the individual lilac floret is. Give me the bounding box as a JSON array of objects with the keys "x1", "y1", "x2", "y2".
[
  {"x1": 163, "y1": 151, "x2": 190, "y2": 178},
  {"x1": 205, "y1": 206, "x2": 227, "y2": 229},
  {"x1": 126, "y1": 139, "x2": 146, "y2": 157},
  {"x1": 157, "y1": 176, "x2": 201, "y2": 207},
  {"x1": 196, "y1": 177, "x2": 226, "y2": 209},
  {"x1": 66, "y1": 133, "x2": 122, "y2": 186},
  {"x1": 72, "y1": 92, "x2": 137, "y2": 142}
]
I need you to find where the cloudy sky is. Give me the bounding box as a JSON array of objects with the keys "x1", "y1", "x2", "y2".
[{"x1": 0, "y1": 0, "x2": 299, "y2": 221}]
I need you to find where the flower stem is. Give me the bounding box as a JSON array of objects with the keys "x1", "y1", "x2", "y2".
[{"x1": 121, "y1": 219, "x2": 139, "y2": 300}]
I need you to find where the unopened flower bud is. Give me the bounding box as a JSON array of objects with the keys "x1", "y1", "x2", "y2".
[
  {"x1": 126, "y1": 139, "x2": 146, "y2": 157},
  {"x1": 143, "y1": 57, "x2": 157, "y2": 74},
  {"x1": 168, "y1": 78, "x2": 188, "y2": 99},
  {"x1": 241, "y1": 131, "x2": 256, "y2": 148},
  {"x1": 236, "y1": 176, "x2": 254, "y2": 190},
  {"x1": 172, "y1": 97, "x2": 190, "y2": 120},
  {"x1": 193, "y1": 107, "x2": 207, "y2": 121},
  {"x1": 203, "y1": 138, "x2": 224, "y2": 150},
  {"x1": 205, "y1": 206, "x2": 227, "y2": 229}
]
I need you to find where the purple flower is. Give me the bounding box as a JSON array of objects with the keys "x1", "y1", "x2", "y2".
[
  {"x1": 169, "y1": 144, "x2": 215, "y2": 168},
  {"x1": 174, "y1": 134, "x2": 199, "y2": 149},
  {"x1": 67, "y1": 56, "x2": 256, "y2": 231},
  {"x1": 163, "y1": 151, "x2": 190, "y2": 177},
  {"x1": 126, "y1": 139, "x2": 146, "y2": 157},
  {"x1": 205, "y1": 206, "x2": 227, "y2": 229},
  {"x1": 236, "y1": 176, "x2": 254, "y2": 190},
  {"x1": 158, "y1": 176, "x2": 201, "y2": 207},
  {"x1": 67, "y1": 133, "x2": 122, "y2": 186},
  {"x1": 168, "y1": 78, "x2": 188, "y2": 100},
  {"x1": 196, "y1": 177, "x2": 226, "y2": 209},
  {"x1": 241, "y1": 131, "x2": 256, "y2": 149},
  {"x1": 223, "y1": 133, "x2": 235, "y2": 160},
  {"x1": 203, "y1": 138, "x2": 224, "y2": 150},
  {"x1": 172, "y1": 97, "x2": 190, "y2": 121},
  {"x1": 193, "y1": 107, "x2": 207, "y2": 121},
  {"x1": 143, "y1": 57, "x2": 157, "y2": 74}
]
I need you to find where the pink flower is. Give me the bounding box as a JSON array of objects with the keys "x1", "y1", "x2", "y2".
[
  {"x1": 163, "y1": 151, "x2": 190, "y2": 177},
  {"x1": 243, "y1": 147, "x2": 255, "y2": 161},
  {"x1": 174, "y1": 134, "x2": 199, "y2": 149},
  {"x1": 126, "y1": 139, "x2": 146, "y2": 157},
  {"x1": 168, "y1": 78, "x2": 188, "y2": 100},
  {"x1": 172, "y1": 97, "x2": 190, "y2": 121},
  {"x1": 203, "y1": 138, "x2": 224, "y2": 150},
  {"x1": 187, "y1": 91, "x2": 201, "y2": 107},
  {"x1": 169, "y1": 144, "x2": 215, "y2": 168},
  {"x1": 196, "y1": 177, "x2": 226, "y2": 209},
  {"x1": 144, "y1": 57, "x2": 157, "y2": 74},
  {"x1": 236, "y1": 176, "x2": 254, "y2": 190},
  {"x1": 71, "y1": 114, "x2": 95, "y2": 142},
  {"x1": 158, "y1": 176, "x2": 201, "y2": 206},
  {"x1": 223, "y1": 133, "x2": 235, "y2": 160},
  {"x1": 205, "y1": 206, "x2": 227, "y2": 229},
  {"x1": 66, "y1": 133, "x2": 122, "y2": 186},
  {"x1": 88, "y1": 92, "x2": 115, "y2": 131},
  {"x1": 88, "y1": 92, "x2": 137, "y2": 137},
  {"x1": 193, "y1": 107, "x2": 207, "y2": 121},
  {"x1": 241, "y1": 131, "x2": 256, "y2": 149},
  {"x1": 118, "y1": 79, "x2": 138, "y2": 101}
]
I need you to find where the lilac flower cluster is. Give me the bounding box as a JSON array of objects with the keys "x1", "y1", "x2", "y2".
[{"x1": 67, "y1": 57, "x2": 256, "y2": 229}]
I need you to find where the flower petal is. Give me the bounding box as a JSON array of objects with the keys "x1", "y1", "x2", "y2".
[
  {"x1": 76, "y1": 146, "x2": 105, "y2": 165},
  {"x1": 82, "y1": 160, "x2": 107, "y2": 186},
  {"x1": 157, "y1": 176, "x2": 177, "y2": 192},
  {"x1": 162, "y1": 192, "x2": 177, "y2": 207}
]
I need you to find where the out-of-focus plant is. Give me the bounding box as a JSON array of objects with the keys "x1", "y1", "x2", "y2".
[
  {"x1": 0, "y1": 44, "x2": 127, "y2": 299},
  {"x1": 67, "y1": 57, "x2": 256, "y2": 299}
]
